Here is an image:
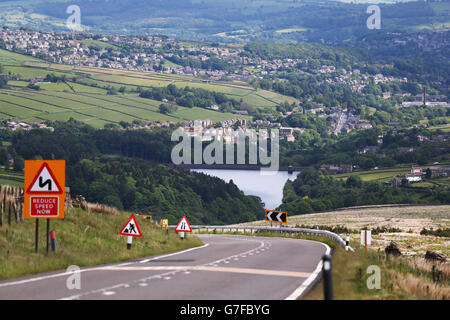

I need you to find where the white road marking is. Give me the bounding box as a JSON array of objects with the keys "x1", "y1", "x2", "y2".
[
  {"x1": 97, "y1": 265, "x2": 312, "y2": 278},
  {"x1": 139, "y1": 243, "x2": 209, "y2": 263},
  {"x1": 0, "y1": 243, "x2": 209, "y2": 290},
  {"x1": 284, "y1": 241, "x2": 331, "y2": 300},
  {"x1": 56, "y1": 235, "x2": 326, "y2": 300},
  {"x1": 60, "y1": 236, "x2": 265, "y2": 300}
]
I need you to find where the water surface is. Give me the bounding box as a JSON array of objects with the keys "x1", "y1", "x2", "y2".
[{"x1": 191, "y1": 169, "x2": 300, "y2": 210}]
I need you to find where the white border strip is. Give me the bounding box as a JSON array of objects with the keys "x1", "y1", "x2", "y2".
[{"x1": 284, "y1": 241, "x2": 331, "y2": 300}]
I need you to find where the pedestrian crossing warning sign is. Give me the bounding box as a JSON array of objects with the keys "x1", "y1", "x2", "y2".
[
  {"x1": 174, "y1": 216, "x2": 192, "y2": 232},
  {"x1": 120, "y1": 216, "x2": 142, "y2": 237},
  {"x1": 24, "y1": 160, "x2": 65, "y2": 219}
]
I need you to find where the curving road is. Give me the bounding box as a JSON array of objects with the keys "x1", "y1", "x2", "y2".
[{"x1": 0, "y1": 234, "x2": 329, "y2": 300}]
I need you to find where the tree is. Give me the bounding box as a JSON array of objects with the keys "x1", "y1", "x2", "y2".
[
  {"x1": 425, "y1": 168, "x2": 432, "y2": 179},
  {"x1": 346, "y1": 175, "x2": 363, "y2": 188},
  {"x1": 0, "y1": 148, "x2": 8, "y2": 165},
  {"x1": 13, "y1": 155, "x2": 24, "y2": 172},
  {"x1": 159, "y1": 103, "x2": 177, "y2": 114}
]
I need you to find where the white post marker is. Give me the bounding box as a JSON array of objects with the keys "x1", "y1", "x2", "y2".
[
  {"x1": 360, "y1": 230, "x2": 371, "y2": 257},
  {"x1": 345, "y1": 232, "x2": 350, "y2": 251},
  {"x1": 174, "y1": 216, "x2": 192, "y2": 239},
  {"x1": 127, "y1": 236, "x2": 133, "y2": 250}
]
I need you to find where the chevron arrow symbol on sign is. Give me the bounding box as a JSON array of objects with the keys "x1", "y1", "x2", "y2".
[{"x1": 266, "y1": 210, "x2": 287, "y2": 223}]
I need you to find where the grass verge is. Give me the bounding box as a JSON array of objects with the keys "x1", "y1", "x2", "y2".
[
  {"x1": 0, "y1": 207, "x2": 203, "y2": 280},
  {"x1": 303, "y1": 243, "x2": 449, "y2": 300}
]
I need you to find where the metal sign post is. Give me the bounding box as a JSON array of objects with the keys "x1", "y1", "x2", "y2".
[
  {"x1": 35, "y1": 219, "x2": 39, "y2": 253},
  {"x1": 46, "y1": 219, "x2": 50, "y2": 255}
]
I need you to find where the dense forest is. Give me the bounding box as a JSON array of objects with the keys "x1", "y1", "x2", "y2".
[
  {"x1": 0, "y1": 120, "x2": 265, "y2": 224},
  {"x1": 1, "y1": 120, "x2": 449, "y2": 220},
  {"x1": 3, "y1": 118, "x2": 448, "y2": 172},
  {"x1": 279, "y1": 167, "x2": 450, "y2": 214},
  {"x1": 279, "y1": 127, "x2": 450, "y2": 169}
]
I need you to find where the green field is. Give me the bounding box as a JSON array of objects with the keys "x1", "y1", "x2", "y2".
[
  {"x1": 333, "y1": 168, "x2": 411, "y2": 182},
  {"x1": 0, "y1": 49, "x2": 297, "y2": 128},
  {"x1": 0, "y1": 167, "x2": 24, "y2": 187},
  {"x1": 22, "y1": 60, "x2": 299, "y2": 108},
  {"x1": 429, "y1": 123, "x2": 450, "y2": 133},
  {"x1": 0, "y1": 49, "x2": 43, "y2": 66},
  {"x1": 0, "y1": 88, "x2": 250, "y2": 127}
]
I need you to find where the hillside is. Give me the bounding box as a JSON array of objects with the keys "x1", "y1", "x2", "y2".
[
  {"x1": 0, "y1": 0, "x2": 448, "y2": 43},
  {"x1": 0, "y1": 120, "x2": 267, "y2": 225},
  {"x1": 0, "y1": 49, "x2": 301, "y2": 128}
]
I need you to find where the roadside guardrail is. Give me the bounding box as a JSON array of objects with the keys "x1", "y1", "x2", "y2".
[{"x1": 169, "y1": 225, "x2": 355, "y2": 251}]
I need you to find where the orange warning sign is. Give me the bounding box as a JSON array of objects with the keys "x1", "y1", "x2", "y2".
[{"x1": 24, "y1": 160, "x2": 65, "y2": 219}]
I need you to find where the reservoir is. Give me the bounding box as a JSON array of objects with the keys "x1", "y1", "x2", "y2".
[{"x1": 191, "y1": 169, "x2": 300, "y2": 210}]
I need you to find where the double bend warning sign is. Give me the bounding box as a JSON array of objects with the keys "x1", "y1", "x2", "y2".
[{"x1": 24, "y1": 160, "x2": 65, "y2": 219}]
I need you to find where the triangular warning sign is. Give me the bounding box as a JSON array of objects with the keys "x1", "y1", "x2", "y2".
[
  {"x1": 175, "y1": 216, "x2": 192, "y2": 232},
  {"x1": 119, "y1": 216, "x2": 142, "y2": 237},
  {"x1": 26, "y1": 162, "x2": 63, "y2": 194}
]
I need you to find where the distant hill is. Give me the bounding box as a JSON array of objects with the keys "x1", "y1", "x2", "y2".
[{"x1": 0, "y1": 0, "x2": 448, "y2": 44}]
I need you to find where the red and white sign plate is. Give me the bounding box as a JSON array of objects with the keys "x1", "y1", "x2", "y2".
[
  {"x1": 119, "y1": 216, "x2": 142, "y2": 237},
  {"x1": 174, "y1": 216, "x2": 192, "y2": 232}
]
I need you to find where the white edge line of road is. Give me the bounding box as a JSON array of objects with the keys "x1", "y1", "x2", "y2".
[
  {"x1": 0, "y1": 243, "x2": 209, "y2": 289},
  {"x1": 284, "y1": 241, "x2": 331, "y2": 300}
]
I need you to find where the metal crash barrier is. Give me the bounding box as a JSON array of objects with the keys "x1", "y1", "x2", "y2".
[{"x1": 169, "y1": 225, "x2": 355, "y2": 251}]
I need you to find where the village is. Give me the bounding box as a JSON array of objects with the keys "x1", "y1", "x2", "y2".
[{"x1": 0, "y1": 28, "x2": 423, "y2": 94}]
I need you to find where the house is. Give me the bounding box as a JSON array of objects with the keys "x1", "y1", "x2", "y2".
[
  {"x1": 397, "y1": 147, "x2": 415, "y2": 154},
  {"x1": 319, "y1": 164, "x2": 353, "y2": 174},
  {"x1": 405, "y1": 174, "x2": 421, "y2": 183},
  {"x1": 357, "y1": 146, "x2": 380, "y2": 154},
  {"x1": 390, "y1": 176, "x2": 403, "y2": 188},
  {"x1": 280, "y1": 127, "x2": 294, "y2": 136},
  {"x1": 435, "y1": 167, "x2": 450, "y2": 177}
]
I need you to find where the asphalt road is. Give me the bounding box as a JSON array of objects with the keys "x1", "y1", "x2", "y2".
[{"x1": 0, "y1": 234, "x2": 329, "y2": 300}]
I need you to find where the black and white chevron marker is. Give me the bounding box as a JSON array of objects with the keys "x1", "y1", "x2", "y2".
[{"x1": 265, "y1": 210, "x2": 287, "y2": 224}]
